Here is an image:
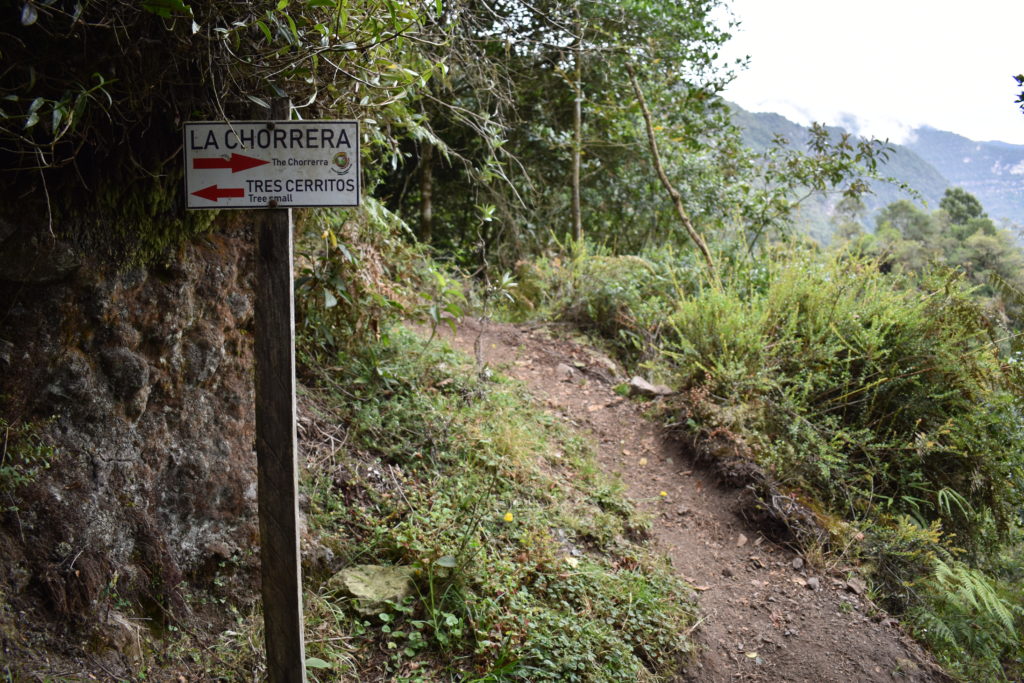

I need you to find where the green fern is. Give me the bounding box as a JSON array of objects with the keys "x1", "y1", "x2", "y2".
[
  {"x1": 986, "y1": 271, "x2": 1024, "y2": 311},
  {"x1": 911, "y1": 558, "x2": 1021, "y2": 680},
  {"x1": 934, "y1": 559, "x2": 1016, "y2": 637},
  {"x1": 913, "y1": 609, "x2": 956, "y2": 650}
]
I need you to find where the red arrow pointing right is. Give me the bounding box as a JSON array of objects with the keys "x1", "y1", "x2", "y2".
[
  {"x1": 192, "y1": 184, "x2": 245, "y2": 202},
  {"x1": 192, "y1": 153, "x2": 269, "y2": 173}
]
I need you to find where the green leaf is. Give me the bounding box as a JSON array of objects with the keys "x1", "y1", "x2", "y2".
[
  {"x1": 256, "y1": 20, "x2": 272, "y2": 43},
  {"x1": 285, "y1": 13, "x2": 300, "y2": 45},
  {"x1": 304, "y1": 657, "x2": 331, "y2": 669},
  {"x1": 141, "y1": 0, "x2": 191, "y2": 18}
]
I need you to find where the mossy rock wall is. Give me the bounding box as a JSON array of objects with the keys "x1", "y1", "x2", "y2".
[{"x1": 0, "y1": 211, "x2": 260, "y2": 669}]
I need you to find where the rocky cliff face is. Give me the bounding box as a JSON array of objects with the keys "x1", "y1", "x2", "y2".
[{"x1": 0, "y1": 214, "x2": 259, "y2": 664}]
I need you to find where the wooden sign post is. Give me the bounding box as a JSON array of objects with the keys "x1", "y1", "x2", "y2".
[
  {"x1": 253, "y1": 97, "x2": 307, "y2": 682},
  {"x1": 184, "y1": 99, "x2": 360, "y2": 682}
]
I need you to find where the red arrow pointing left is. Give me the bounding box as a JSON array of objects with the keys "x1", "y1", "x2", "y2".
[
  {"x1": 192, "y1": 153, "x2": 268, "y2": 173},
  {"x1": 192, "y1": 185, "x2": 245, "y2": 202}
]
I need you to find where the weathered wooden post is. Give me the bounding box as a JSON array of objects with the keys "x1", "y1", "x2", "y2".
[
  {"x1": 183, "y1": 101, "x2": 360, "y2": 682},
  {"x1": 253, "y1": 96, "x2": 307, "y2": 682}
]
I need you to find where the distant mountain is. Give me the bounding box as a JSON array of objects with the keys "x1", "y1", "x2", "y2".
[
  {"x1": 904, "y1": 128, "x2": 1024, "y2": 226},
  {"x1": 728, "y1": 105, "x2": 1024, "y2": 240}
]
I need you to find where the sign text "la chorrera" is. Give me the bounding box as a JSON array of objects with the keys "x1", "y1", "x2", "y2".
[{"x1": 189, "y1": 126, "x2": 353, "y2": 152}]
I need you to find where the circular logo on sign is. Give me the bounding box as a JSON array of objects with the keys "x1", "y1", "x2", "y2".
[{"x1": 331, "y1": 151, "x2": 352, "y2": 175}]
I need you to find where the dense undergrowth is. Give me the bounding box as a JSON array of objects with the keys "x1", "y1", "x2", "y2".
[
  {"x1": 172, "y1": 211, "x2": 698, "y2": 680},
  {"x1": 513, "y1": 241, "x2": 1024, "y2": 680},
  {"x1": 136, "y1": 207, "x2": 1022, "y2": 681},
  {"x1": 284, "y1": 209, "x2": 1024, "y2": 679}
]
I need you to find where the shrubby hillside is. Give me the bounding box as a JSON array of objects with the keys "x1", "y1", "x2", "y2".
[
  {"x1": 2, "y1": 1, "x2": 1023, "y2": 680},
  {"x1": 730, "y1": 105, "x2": 1024, "y2": 239}
]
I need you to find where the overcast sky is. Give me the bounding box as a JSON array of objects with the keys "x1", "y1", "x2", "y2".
[{"x1": 716, "y1": 0, "x2": 1024, "y2": 145}]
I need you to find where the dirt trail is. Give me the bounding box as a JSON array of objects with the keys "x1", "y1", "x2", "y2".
[{"x1": 436, "y1": 319, "x2": 948, "y2": 683}]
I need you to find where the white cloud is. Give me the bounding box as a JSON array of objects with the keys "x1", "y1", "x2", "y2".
[{"x1": 718, "y1": 0, "x2": 1024, "y2": 144}]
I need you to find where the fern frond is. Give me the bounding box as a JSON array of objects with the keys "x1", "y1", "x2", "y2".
[
  {"x1": 986, "y1": 271, "x2": 1024, "y2": 310},
  {"x1": 913, "y1": 608, "x2": 957, "y2": 649},
  {"x1": 930, "y1": 558, "x2": 1017, "y2": 639},
  {"x1": 936, "y1": 486, "x2": 973, "y2": 521}
]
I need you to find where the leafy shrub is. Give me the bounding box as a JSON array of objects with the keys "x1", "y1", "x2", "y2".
[
  {"x1": 662, "y1": 253, "x2": 1024, "y2": 558},
  {"x1": 513, "y1": 242, "x2": 703, "y2": 365},
  {"x1": 295, "y1": 203, "x2": 466, "y2": 362},
  {"x1": 531, "y1": 243, "x2": 1024, "y2": 679},
  {"x1": 0, "y1": 418, "x2": 57, "y2": 495}
]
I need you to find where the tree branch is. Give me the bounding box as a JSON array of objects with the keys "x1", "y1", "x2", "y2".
[{"x1": 626, "y1": 63, "x2": 717, "y2": 281}]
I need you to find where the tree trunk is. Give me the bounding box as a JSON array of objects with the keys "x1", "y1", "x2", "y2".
[
  {"x1": 571, "y1": 2, "x2": 583, "y2": 242},
  {"x1": 419, "y1": 142, "x2": 434, "y2": 243}
]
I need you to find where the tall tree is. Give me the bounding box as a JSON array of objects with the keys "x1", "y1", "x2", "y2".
[
  {"x1": 940, "y1": 187, "x2": 987, "y2": 225},
  {"x1": 571, "y1": 0, "x2": 584, "y2": 242},
  {"x1": 627, "y1": 63, "x2": 716, "y2": 278},
  {"x1": 380, "y1": 0, "x2": 741, "y2": 265},
  {"x1": 1, "y1": 0, "x2": 448, "y2": 261}
]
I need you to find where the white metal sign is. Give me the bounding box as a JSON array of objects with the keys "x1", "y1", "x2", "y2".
[{"x1": 183, "y1": 120, "x2": 360, "y2": 209}]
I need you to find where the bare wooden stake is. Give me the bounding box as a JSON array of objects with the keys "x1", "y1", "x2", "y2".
[{"x1": 255, "y1": 96, "x2": 308, "y2": 683}]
